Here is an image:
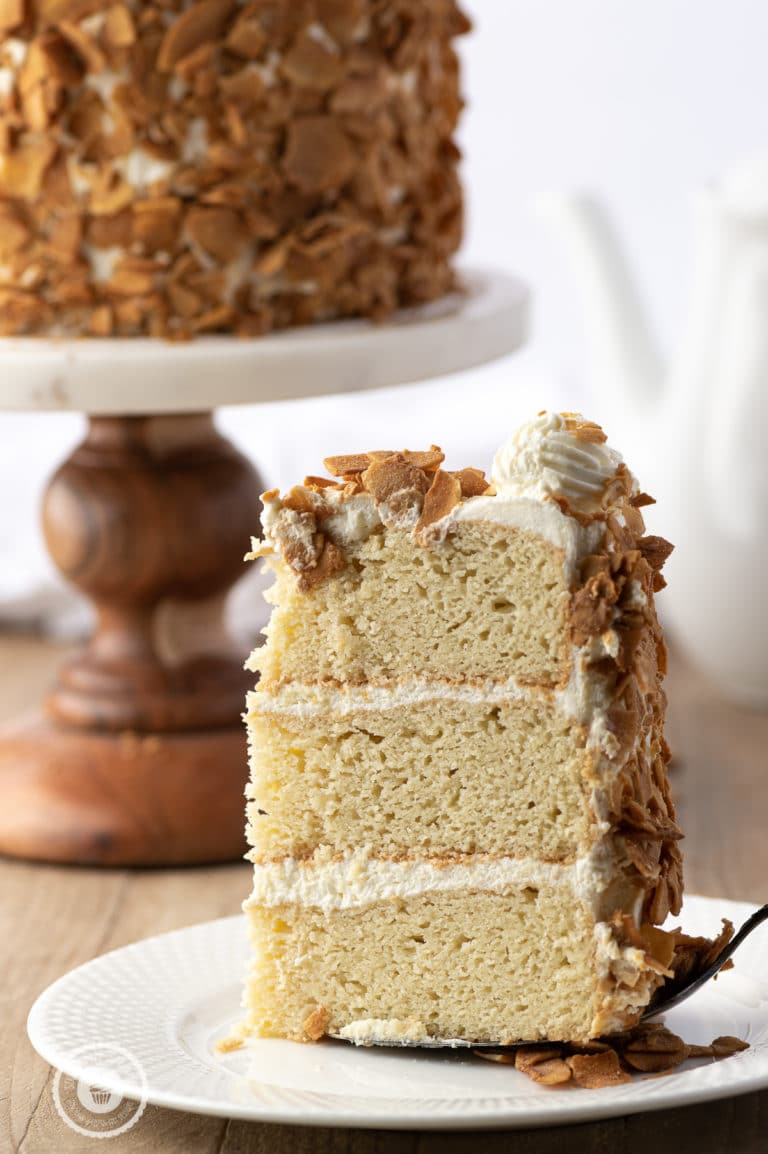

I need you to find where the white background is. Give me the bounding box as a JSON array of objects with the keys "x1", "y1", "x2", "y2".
[{"x1": 2, "y1": 0, "x2": 766, "y2": 626}]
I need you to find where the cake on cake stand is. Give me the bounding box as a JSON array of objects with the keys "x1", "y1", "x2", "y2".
[{"x1": 0, "y1": 269, "x2": 528, "y2": 866}]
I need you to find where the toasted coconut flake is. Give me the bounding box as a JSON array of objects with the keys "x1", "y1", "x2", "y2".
[
  {"x1": 302, "y1": 1005, "x2": 330, "y2": 1042},
  {"x1": 453, "y1": 467, "x2": 489, "y2": 498},
  {"x1": 104, "y1": 4, "x2": 136, "y2": 47},
  {"x1": 0, "y1": 138, "x2": 57, "y2": 198},
  {"x1": 157, "y1": 0, "x2": 236, "y2": 71},
  {"x1": 297, "y1": 536, "x2": 345, "y2": 591},
  {"x1": 0, "y1": 0, "x2": 23, "y2": 34},
  {"x1": 324, "y1": 453, "x2": 372, "y2": 476},
  {"x1": 362, "y1": 454, "x2": 430, "y2": 504},
  {"x1": 563, "y1": 414, "x2": 608, "y2": 444},
  {"x1": 281, "y1": 25, "x2": 344, "y2": 91},
  {"x1": 619, "y1": 1024, "x2": 689, "y2": 1073},
  {"x1": 472, "y1": 1049, "x2": 515, "y2": 1065},
  {"x1": 58, "y1": 19, "x2": 107, "y2": 72},
  {"x1": 283, "y1": 115, "x2": 356, "y2": 194},
  {"x1": 303, "y1": 475, "x2": 339, "y2": 489},
  {"x1": 711, "y1": 1036, "x2": 749, "y2": 1058},
  {"x1": 639, "y1": 535, "x2": 675, "y2": 572},
  {"x1": 415, "y1": 468, "x2": 462, "y2": 537},
  {"x1": 402, "y1": 446, "x2": 445, "y2": 471},
  {"x1": 568, "y1": 1050, "x2": 632, "y2": 1088},
  {"x1": 515, "y1": 1046, "x2": 572, "y2": 1086}
]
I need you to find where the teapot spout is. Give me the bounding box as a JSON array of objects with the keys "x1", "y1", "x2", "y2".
[{"x1": 538, "y1": 194, "x2": 663, "y2": 413}]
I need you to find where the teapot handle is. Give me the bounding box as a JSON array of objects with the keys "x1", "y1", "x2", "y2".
[{"x1": 710, "y1": 246, "x2": 768, "y2": 537}]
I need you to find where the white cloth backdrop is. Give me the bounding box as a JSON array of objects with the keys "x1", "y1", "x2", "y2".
[{"x1": 2, "y1": 0, "x2": 767, "y2": 634}]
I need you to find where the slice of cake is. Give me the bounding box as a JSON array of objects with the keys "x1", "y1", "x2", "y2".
[
  {"x1": 0, "y1": 0, "x2": 468, "y2": 337},
  {"x1": 241, "y1": 411, "x2": 683, "y2": 1046}
]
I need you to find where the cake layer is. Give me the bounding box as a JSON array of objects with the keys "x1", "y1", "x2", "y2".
[
  {"x1": 246, "y1": 690, "x2": 596, "y2": 860},
  {"x1": 244, "y1": 882, "x2": 655, "y2": 1045},
  {"x1": 251, "y1": 522, "x2": 573, "y2": 689}
]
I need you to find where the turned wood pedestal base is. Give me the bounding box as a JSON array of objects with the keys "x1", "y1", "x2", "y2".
[
  {"x1": 0, "y1": 716, "x2": 249, "y2": 865},
  {"x1": 0, "y1": 412, "x2": 263, "y2": 866}
]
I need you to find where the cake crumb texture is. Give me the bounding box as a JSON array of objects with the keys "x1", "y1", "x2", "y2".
[
  {"x1": 251, "y1": 523, "x2": 572, "y2": 688},
  {"x1": 246, "y1": 695, "x2": 592, "y2": 860},
  {"x1": 245, "y1": 889, "x2": 609, "y2": 1045}
]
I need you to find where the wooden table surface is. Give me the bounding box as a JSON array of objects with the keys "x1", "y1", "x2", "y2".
[{"x1": 3, "y1": 634, "x2": 768, "y2": 1154}]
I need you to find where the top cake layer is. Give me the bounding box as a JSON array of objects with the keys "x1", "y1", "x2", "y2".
[
  {"x1": 250, "y1": 412, "x2": 662, "y2": 690},
  {"x1": 0, "y1": 0, "x2": 468, "y2": 336}
]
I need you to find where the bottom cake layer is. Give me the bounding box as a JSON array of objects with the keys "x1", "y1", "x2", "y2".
[{"x1": 243, "y1": 879, "x2": 661, "y2": 1045}]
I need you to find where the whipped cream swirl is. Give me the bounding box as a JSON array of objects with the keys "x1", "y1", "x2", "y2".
[{"x1": 491, "y1": 412, "x2": 625, "y2": 513}]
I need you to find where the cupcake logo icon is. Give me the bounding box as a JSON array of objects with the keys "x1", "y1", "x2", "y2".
[
  {"x1": 53, "y1": 1043, "x2": 147, "y2": 1138},
  {"x1": 77, "y1": 1082, "x2": 121, "y2": 1113}
]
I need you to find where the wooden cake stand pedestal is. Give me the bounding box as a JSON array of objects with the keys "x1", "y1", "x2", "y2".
[{"x1": 0, "y1": 270, "x2": 528, "y2": 866}]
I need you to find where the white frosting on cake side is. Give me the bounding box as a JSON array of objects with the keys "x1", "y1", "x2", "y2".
[{"x1": 444, "y1": 495, "x2": 604, "y2": 581}]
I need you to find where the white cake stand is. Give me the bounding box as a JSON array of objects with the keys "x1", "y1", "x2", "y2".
[{"x1": 0, "y1": 268, "x2": 528, "y2": 866}]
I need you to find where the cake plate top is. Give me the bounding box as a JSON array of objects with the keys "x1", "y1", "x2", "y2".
[{"x1": 0, "y1": 269, "x2": 527, "y2": 415}]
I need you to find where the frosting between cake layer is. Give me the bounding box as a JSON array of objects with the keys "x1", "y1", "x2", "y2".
[
  {"x1": 244, "y1": 846, "x2": 624, "y2": 917},
  {"x1": 246, "y1": 644, "x2": 620, "y2": 761}
]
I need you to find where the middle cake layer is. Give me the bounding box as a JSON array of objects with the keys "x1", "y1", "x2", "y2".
[{"x1": 246, "y1": 685, "x2": 599, "y2": 861}]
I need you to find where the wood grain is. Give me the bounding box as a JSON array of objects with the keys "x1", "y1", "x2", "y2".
[
  {"x1": 3, "y1": 634, "x2": 768, "y2": 1153},
  {"x1": 0, "y1": 413, "x2": 264, "y2": 866},
  {"x1": 0, "y1": 714, "x2": 249, "y2": 864},
  {"x1": 43, "y1": 414, "x2": 262, "y2": 733}
]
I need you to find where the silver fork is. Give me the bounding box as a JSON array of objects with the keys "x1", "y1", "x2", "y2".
[{"x1": 641, "y1": 902, "x2": 768, "y2": 1020}]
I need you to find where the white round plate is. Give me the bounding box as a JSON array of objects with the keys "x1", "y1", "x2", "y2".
[
  {"x1": 0, "y1": 268, "x2": 527, "y2": 416},
  {"x1": 27, "y1": 895, "x2": 768, "y2": 1131}
]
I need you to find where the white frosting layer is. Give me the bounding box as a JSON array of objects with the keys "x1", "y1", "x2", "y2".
[
  {"x1": 337, "y1": 1017, "x2": 429, "y2": 1045},
  {"x1": 491, "y1": 412, "x2": 627, "y2": 513},
  {"x1": 245, "y1": 847, "x2": 617, "y2": 916},
  {"x1": 246, "y1": 640, "x2": 619, "y2": 760}
]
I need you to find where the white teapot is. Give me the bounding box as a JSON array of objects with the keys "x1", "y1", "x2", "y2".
[{"x1": 540, "y1": 161, "x2": 768, "y2": 706}]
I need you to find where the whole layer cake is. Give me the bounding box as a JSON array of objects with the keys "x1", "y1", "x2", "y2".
[
  {"x1": 242, "y1": 412, "x2": 683, "y2": 1045},
  {"x1": 0, "y1": 0, "x2": 468, "y2": 337}
]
